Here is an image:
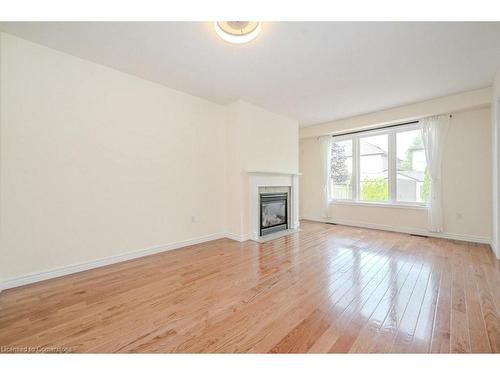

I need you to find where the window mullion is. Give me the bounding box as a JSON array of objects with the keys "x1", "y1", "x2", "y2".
[
  {"x1": 354, "y1": 136, "x2": 360, "y2": 201},
  {"x1": 389, "y1": 132, "x2": 397, "y2": 202}
]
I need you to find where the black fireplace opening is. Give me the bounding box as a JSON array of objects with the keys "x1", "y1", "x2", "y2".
[{"x1": 260, "y1": 193, "x2": 288, "y2": 236}]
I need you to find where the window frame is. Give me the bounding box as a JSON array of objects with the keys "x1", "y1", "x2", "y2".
[{"x1": 329, "y1": 123, "x2": 428, "y2": 208}]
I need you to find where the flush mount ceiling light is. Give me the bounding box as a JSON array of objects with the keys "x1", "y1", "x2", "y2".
[{"x1": 214, "y1": 21, "x2": 262, "y2": 44}]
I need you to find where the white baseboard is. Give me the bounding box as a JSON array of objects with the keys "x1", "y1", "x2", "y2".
[
  {"x1": 300, "y1": 216, "x2": 492, "y2": 245},
  {"x1": 0, "y1": 230, "x2": 260, "y2": 291},
  {"x1": 491, "y1": 241, "x2": 499, "y2": 259},
  {"x1": 224, "y1": 232, "x2": 251, "y2": 242},
  {"x1": 0, "y1": 232, "x2": 226, "y2": 291},
  {"x1": 1, "y1": 229, "x2": 266, "y2": 291},
  {"x1": 2, "y1": 218, "x2": 493, "y2": 292}
]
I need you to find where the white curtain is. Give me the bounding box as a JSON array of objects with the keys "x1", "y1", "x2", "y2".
[
  {"x1": 319, "y1": 136, "x2": 331, "y2": 219},
  {"x1": 420, "y1": 115, "x2": 450, "y2": 232}
]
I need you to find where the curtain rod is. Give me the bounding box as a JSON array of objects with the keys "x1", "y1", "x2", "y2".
[{"x1": 321, "y1": 114, "x2": 452, "y2": 139}]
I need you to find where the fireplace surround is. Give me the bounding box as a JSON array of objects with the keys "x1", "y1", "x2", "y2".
[{"x1": 243, "y1": 171, "x2": 300, "y2": 241}]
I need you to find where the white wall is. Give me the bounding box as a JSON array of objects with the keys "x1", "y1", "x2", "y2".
[
  {"x1": 300, "y1": 103, "x2": 492, "y2": 243},
  {"x1": 492, "y1": 68, "x2": 500, "y2": 258},
  {"x1": 0, "y1": 33, "x2": 229, "y2": 282},
  {"x1": 235, "y1": 101, "x2": 299, "y2": 173},
  {"x1": 0, "y1": 33, "x2": 300, "y2": 287}
]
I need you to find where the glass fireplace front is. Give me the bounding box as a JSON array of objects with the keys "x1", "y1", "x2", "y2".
[{"x1": 260, "y1": 193, "x2": 288, "y2": 236}]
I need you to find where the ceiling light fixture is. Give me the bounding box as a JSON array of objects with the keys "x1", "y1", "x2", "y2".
[{"x1": 214, "y1": 21, "x2": 262, "y2": 44}]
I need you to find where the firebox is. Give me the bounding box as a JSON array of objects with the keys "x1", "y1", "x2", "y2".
[{"x1": 260, "y1": 193, "x2": 288, "y2": 236}]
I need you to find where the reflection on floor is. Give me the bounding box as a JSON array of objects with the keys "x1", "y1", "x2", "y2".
[{"x1": 0, "y1": 220, "x2": 498, "y2": 353}]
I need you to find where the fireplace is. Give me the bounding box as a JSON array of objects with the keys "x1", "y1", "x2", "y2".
[{"x1": 260, "y1": 193, "x2": 288, "y2": 236}]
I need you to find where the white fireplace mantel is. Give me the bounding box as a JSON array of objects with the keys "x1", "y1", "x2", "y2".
[
  {"x1": 246, "y1": 170, "x2": 302, "y2": 176},
  {"x1": 245, "y1": 170, "x2": 300, "y2": 241}
]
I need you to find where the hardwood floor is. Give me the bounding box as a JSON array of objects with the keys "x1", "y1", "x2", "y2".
[{"x1": 1, "y1": 221, "x2": 499, "y2": 353}]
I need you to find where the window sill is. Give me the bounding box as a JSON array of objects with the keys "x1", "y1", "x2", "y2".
[{"x1": 330, "y1": 200, "x2": 428, "y2": 210}]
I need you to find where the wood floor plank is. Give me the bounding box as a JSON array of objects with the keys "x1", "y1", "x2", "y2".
[
  {"x1": 430, "y1": 241, "x2": 453, "y2": 353},
  {"x1": 369, "y1": 260, "x2": 424, "y2": 353},
  {"x1": 272, "y1": 236, "x2": 398, "y2": 353},
  {"x1": 407, "y1": 251, "x2": 443, "y2": 353},
  {"x1": 327, "y1": 242, "x2": 413, "y2": 353},
  {"x1": 450, "y1": 247, "x2": 471, "y2": 353},
  {"x1": 347, "y1": 254, "x2": 416, "y2": 352},
  {"x1": 246, "y1": 236, "x2": 400, "y2": 353},
  {"x1": 0, "y1": 221, "x2": 498, "y2": 353},
  {"x1": 186, "y1": 232, "x2": 391, "y2": 353},
  {"x1": 311, "y1": 233, "x2": 418, "y2": 353},
  {"x1": 470, "y1": 261, "x2": 500, "y2": 353},
  {"x1": 390, "y1": 255, "x2": 433, "y2": 352},
  {"x1": 463, "y1": 245, "x2": 491, "y2": 353}
]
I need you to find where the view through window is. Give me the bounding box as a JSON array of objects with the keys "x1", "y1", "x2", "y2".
[
  {"x1": 330, "y1": 139, "x2": 353, "y2": 199},
  {"x1": 330, "y1": 123, "x2": 428, "y2": 205},
  {"x1": 396, "y1": 129, "x2": 428, "y2": 203},
  {"x1": 359, "y1": 134, "x2": 388, "y2": 201}
]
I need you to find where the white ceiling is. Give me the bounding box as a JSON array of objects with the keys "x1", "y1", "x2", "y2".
[{"x1": 1, "y1": 22, "x2": 500, "y2": 126}]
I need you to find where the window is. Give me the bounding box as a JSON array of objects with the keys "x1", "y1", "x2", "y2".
[
  {"x1": 396, "y1": 129, "x2": 428, "y2": 203},
  {"x1": 359, "y1": 134, "x2": 388, "y2": 201},
  {"x1": 330, "y1": 139, "x2": 353, "y2": 199},
  {"x1": 329, "y1": 123, "x2": 428, "y2": 206}
]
